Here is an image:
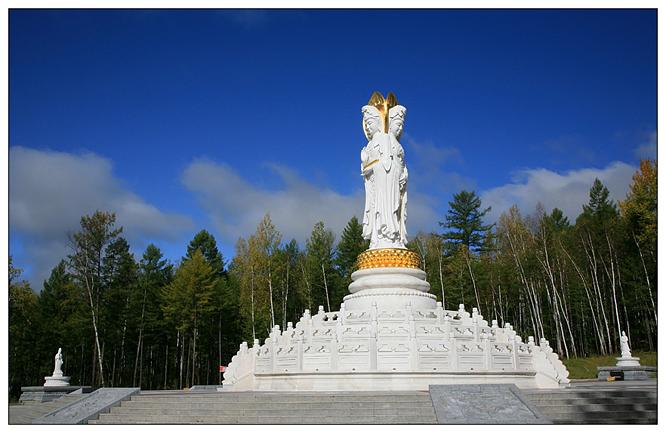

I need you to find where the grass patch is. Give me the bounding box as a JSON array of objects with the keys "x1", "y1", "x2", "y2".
[{"x1": 562, "y1": 351, "x2": 657, "y2": 379}]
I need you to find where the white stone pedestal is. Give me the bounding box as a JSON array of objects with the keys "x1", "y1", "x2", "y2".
[
  {"x1": 616, "y1": 357, "x2": 641, "y2": 367},
  {"x1": 345, "y1": 267, "x2": 435, "y2": 311},
  {"x1": 44, "y1": 375, "x2": 71, "y2": 387}
]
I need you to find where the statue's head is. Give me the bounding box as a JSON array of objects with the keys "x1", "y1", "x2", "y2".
[
  {"x1": 361, "y1": 105, "x2": 382, "y2": 140},
  {"x1": 389, "y1": 105, "x2": 407, "y2": 139}
]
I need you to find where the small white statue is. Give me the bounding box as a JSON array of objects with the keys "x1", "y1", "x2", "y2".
[
  {"x1": 53, "y1": 347, "x2": 64, "y2": 377},
  {"x1": 616, "y1": 330, "x2": 641, "y2": 367},
  {"x1": 620, "y1": 331, "x2": 632, "y2": 358},
  {"x1": 44, "y1": 347, "x2": 70, "y2": 387}
]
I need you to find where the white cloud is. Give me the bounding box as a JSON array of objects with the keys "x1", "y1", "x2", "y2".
[
  {"x1": 404, "y1": 137, "x2": 475, "y2": 194},
  {"x1": 634, "y1": 131, "x2": 657, "y2": 160},
  {"x1": 181, "y1": 159, "x2": 439, "y2": 246},
  {"x1": 481, "y1": 161, "x2": 636, "y2": 223},
  {"x1": 9, "y1": 146, "x2": 193, "y2": 289}
]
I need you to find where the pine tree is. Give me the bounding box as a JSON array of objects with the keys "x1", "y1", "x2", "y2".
[
  {"x1": 101, "y1": 237, "x2": 138, "y2": 386},
  {"x1": 335, "y1": 216, "x2": 369, "y2": 287},
  {"x1": 186, "y1": 230, "x2": 225, "y2": 276},
  {"x1": 440, "y1": 191, "x2": 492, "y2": 311},
  {"x1": 546, "y1": 208, "x2": 570, "y2": 231},
  {"x1": 162, "y1": 250, "x2": 217, "y2": 388},
  {"x1": 581, "y1": 178, "x2": 618, "y2": 225},
  {"x1": 133, "y1": 244, "x2": 173, "y2": 387},
  {"x1": 440, "y1": 190, "x2": 493, "y2": 252},
  {"x1": 305, "y1": 221, "x2": 337, "y2": 311},
  {"x1": 37, "y1": 261, "x2": 76, "y2": 379}
]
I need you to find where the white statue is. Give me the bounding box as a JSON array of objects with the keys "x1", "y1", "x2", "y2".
[
  {"x1": 620, "y1": 331, "x2": 632, "y2": 358},
  {"x1": 361, "y1": 92, "x2": 408, "y2": 249},
  {"x1": 44, "y1": 347, "x2": 70, "y2": 387},
  {"x1": 53, "y1": 347, "x2": 64, "y2": 377}
]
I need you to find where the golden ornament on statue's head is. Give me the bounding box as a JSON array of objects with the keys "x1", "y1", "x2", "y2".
[{"x1": 367, "y1": 91, "x2": 399, "y2": 133}]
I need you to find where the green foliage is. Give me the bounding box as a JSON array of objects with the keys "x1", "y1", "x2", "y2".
[
  {"x1": 578, "y1": 178, "x2": 619, "y2": 230},
  {"x1": 162, "y1": 250, "x2": 217, "y2": 335},
  {"x1": 621, "y1": 160, "x2": 657, "y2": 249},
  {"x1": 186, "y1": 230, "x2": 225, "y2": 276},
  {"x1": 335, "y1": 216, "x2": 369, "y2": 288},
  {"x1": 305, "y1": 221, "x2": 337, "y2": 311},
  {"x1": 9, "y1": 259, "x2": 39, "y2": 398},
  {"x1": 440, "y1": 190, "x2": 493, "y2": 252}
]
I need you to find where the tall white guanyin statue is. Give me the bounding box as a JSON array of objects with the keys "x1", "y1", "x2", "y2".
[
  {"x1": 220, "y1": 91, "x2": 571, "y2": 392},
  {"x1": 361, "y1": 92, "x2": 408, "y2": 249}
]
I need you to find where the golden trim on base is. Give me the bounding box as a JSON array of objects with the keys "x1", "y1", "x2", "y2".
[{"x1": 355, "y1": 248, "x2": 421, "y2": 270}]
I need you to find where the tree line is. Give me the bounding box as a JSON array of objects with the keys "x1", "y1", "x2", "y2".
[{"x1": 8, "y1": 160, "x2": 656, "y2": 397}]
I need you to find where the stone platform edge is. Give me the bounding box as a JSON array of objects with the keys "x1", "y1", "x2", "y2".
[{"x1": 33, "y1": 387, "x2": 139, "y2": 424}]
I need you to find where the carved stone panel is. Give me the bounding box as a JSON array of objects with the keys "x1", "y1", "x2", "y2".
[
  {"x1": 456, "y1": 342, "x2": 486, "y2": 370},
  {"x1": 417, "y1": 340, "x2": 451, "y2": 371},
  {"x1": 302, "y1": 343, "x2": 332, "y2": 372},
  {"x1": 517, "y1": 344, "x2": 534, "y2": 371},
  {"x1": 337, "y1": 342, "x2": 371, "y2": 371},
  {"x1": 376, "y1": 340, "x2": 410, "y2": 371},
  {"x1": 255, "y1": 346, "x2": 273, "y2": 373},
  {"x1": 415, "y1": 324, "x2": 447, "y2": 337},
  {"x1": 274, "y1": 345, "x2": 298, "y2": 372},
  {"x1": 452, "y1": 326, "x2": 475, "y2": 339}
]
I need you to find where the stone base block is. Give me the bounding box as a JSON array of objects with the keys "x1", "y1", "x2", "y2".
[
  {"x1": 597, "y1": 365, "x2": 656, "y2": 381},
  {"x1": 19, "y1": 386, "x2": 92, "y2": 403}
]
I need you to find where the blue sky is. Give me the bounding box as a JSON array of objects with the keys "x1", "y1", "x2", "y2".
[{"x1": 9, "y1": 9, "x2": 657, "y2": 288}]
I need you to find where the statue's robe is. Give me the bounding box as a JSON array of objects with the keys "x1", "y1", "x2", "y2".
[
  {"x1": 361, "y1": 142, "x2": 377, "y2": 241},
  {"x1": 362, "y1": 132, "x2": 406, "y2": 249}
]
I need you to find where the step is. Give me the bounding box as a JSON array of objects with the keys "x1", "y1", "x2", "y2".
[
  {"x1": 536, "y1": 404, "x2": 657, "y2": 414},
  {"x1": 524, "y1": 394, "x2": 656, "y2": 401},
  {"x1": 92, "y1": 414, "x2": 437, "y2": 424},
  {"x1": 525, "y1": 396, "x2": 656, "y2": 405},
  {"x1": 551, "y1": 417, "x2": 657, "y2": 424},
  {"x1": 106, "y1": 407, "x2": 437, "y2": 417},
  {"x1": 523, "y1": 389, "x2": 656, "y2": 396},
  {"x1": 542, "y1": 410, "x2": 657, "y2": 421},
  {"x1": 119, "y1": 401, "x2": 431, "y2": 409},
  {"x1": 132, "y1": 393, "x2": 430, "y2": 401},
  {"x1": 126, "y1": 397, "x2": 433, "y2": 404},
  {"x1": 114, "y1": 402, "x2": 434, "y2": 411}
]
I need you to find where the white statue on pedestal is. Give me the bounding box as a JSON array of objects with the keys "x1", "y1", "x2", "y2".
[
  {"x1": 620, "y1": 331, "x2": 631, "y2": 358},
  {"x1": 220, "y1": 92, "x2": 572, "y2": 392},
  {"x1": 616, "y1": 330, "x2": 641, "y2": 367},
  {"x1": 53, "y1": 347, "x2": 64, "y2": 377},
  {"x1": 361, "y1": 92, "x2": 408, "y2": 249},
  {"x1": 44, "y1": 347, "x2": 70, "y2": 387}
]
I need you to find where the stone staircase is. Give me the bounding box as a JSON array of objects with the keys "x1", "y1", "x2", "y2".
[
  {"x1": 521, "y1": 384, "x2": 658, "y2": 424},
  {"x1": 9, "y1": 393, "x2": 86, "y2": 424},
  {"x1": 89, "y1": 391, "x2": 438, "y2": 424}
]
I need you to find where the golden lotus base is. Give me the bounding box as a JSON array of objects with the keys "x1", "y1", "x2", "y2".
[{"x1": 355, "y1": 248, "x2": 421, "y2": 270}]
